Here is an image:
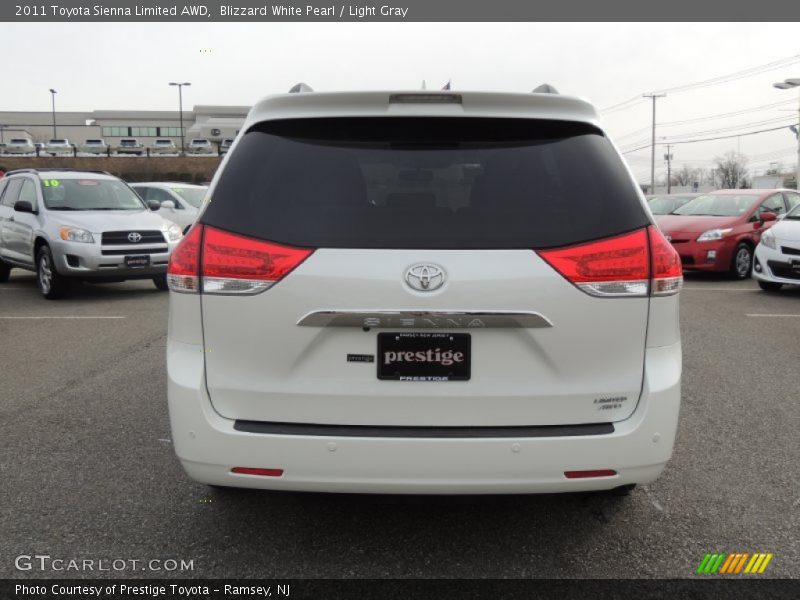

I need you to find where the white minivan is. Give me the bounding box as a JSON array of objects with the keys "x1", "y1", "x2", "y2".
[{"x1": 166, "y1": 88, "x2": 683, "y2": 495}]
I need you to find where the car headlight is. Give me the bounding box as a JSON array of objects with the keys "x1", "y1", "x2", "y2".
[
  {"x1": 166, "y1": 224, "x2": 183, "y2": 242},
  {"x1": 761, "y1": 229, "x2": 777, "y2": 250},
  {"x1": 59, "y1": 226, "x2": 94, "y2": 243},
  {"x1": 696, "y1": 228, "x2": 733, "y2": 242}
]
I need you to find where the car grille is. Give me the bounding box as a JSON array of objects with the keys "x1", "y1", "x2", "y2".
[
  {"x1": 767, "y1": 260, "x2": 800, "y2": 280},
  {"x1": 102, "y1": 231, "x2": 165, "y2": 245},
  {"x1": 100, "y1": 247, "x2": 169, "y2": 256},
  {"x1": 680, "y1": 255, "x2": 694, "y2": 265},
  {"x1": 781, "y1": 245, "x2": 800, "y2": 256}
]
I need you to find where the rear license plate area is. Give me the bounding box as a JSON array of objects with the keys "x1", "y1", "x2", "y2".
[
  {"x1": 125, "y1": 255, "x2": 150, "y2": 268},
  {"x1": 377, "y1": 332, "x2": 470, "y2": 381}
]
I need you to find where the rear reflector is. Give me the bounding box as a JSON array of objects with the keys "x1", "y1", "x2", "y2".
[
  {"x1": 564, "y1": 469, "x2": 617, "y2": 479},
  {"x1": 167, "y1": 224, "x2": 314, "y2": 295},
  {"x1": 537, "y1": 226, "x2": 682, "y2": 297},
  {"x1": 231, "y1": 467, "x2": 284, "y2": 477}
]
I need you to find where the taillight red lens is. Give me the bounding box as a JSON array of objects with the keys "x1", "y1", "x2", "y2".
[
  {"x1": 537, "y1": 226, "x2": 682, "y2": 297},
  {"x1": 201, "y1": 226, "x2": 313, "y2": 295},
  {"x1": 167, "y1": 224, "x2": 203, "y2": 293},
  {"x1": 648, "y1": 226, "x2": 683, "y2": 296},
  {"x1": 538, "y1": 229, "x2": 650, "y2": 297}
]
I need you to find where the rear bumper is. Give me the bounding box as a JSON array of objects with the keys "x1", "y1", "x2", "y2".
[{"x1": 167, "y1": 341, "x2": 681, "y2": 494}]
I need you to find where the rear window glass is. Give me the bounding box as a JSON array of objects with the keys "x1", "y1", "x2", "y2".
[
  {"x1": 10, "y1": 139, "x2": 29, "y2": 144},
  {"x1": 202, "y1": 118, "x2": 649, "y2": 249}
]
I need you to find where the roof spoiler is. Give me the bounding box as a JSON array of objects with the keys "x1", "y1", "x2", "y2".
[{"x1": 288, "y1": 83, "x2": 314, "y2": 93}]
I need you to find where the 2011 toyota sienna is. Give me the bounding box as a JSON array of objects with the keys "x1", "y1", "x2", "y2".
[{"x1": 166, "y1": 87, "x2": 683, "y2": 495}]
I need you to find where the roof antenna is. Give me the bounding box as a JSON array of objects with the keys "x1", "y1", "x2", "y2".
[
  {"x1": 441, "y1": 80, "x2": 451, "y2": 90},
  {"x1": 532, "y1": 83, "x2": 559, "y2": 94},
  {"x1": 289, "y1": 83, "x2": 314, "y2": 93}
]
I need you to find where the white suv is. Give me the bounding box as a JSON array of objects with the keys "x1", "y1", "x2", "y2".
[{"x1": 166, "y1": 88, "x2": 683, "y2": 495}]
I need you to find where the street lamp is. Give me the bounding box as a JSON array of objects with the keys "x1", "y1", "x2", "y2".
[
  {"x1": 169, "y1": 82, "x2": 191, "y2": 155},
  {"x1": 49, "y1": 89, "x2": 57, "y2": 138},
  {"x1": 773, "y1": 78, "x2": 800, "y2": 189}
]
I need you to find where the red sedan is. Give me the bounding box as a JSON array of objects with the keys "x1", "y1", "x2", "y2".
[{"x1": 656, "y1": 189, "x2": 799, "y2": 279}]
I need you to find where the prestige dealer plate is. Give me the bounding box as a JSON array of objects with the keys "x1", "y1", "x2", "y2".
[{"x1": 377, "y1": 332, "x2": 470, "y2": 381}]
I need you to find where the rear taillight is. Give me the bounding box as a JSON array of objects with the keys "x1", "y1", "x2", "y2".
[
  {"x1": 537, "y1": 226, "x2": 681, "y2": 297},
  {"x1": 648, "y1": 226, "x2": 683, "y2": 296},
  {"x1": 167, "y1": 224, "x2": 202, "y2": 293},
  {"x1": 167, "y1": 224, "x2": 313, "y2": 295}
]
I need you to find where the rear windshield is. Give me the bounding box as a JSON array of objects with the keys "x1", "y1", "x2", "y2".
[
  {"x1": 85, "y1": 139, "x2": 103, "y2": 144},
  {"x1": 10, "y1": 139, "x2": 29, "y2": 144},
  {"x1": 202, "y1": 118, "x2": 649, "y2": 249},
  {"x1": 42, "y1": 178, "x2": 145, "y2": 211},
  {"x1": 49, "y1": 139, "x2": 67, "y2": 144},
  {"x1": 673, "y1": 194, "x2": 757, "y2": 217}
]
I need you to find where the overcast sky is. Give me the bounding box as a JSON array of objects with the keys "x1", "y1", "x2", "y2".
[{"x1": 2, "y1": 22, "x2": 800, "y2": 182}]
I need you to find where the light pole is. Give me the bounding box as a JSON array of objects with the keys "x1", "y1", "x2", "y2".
[
  {"x1": 169, "y1": 82, "x2": 191, "y2": 155},
  {"x1": 0, "y1": 124, "x2": 7, "y2": 144},
  {"x1": 49, "y1": 89, "x2": 57, "y2": 138},
  {"x1": 773, "y1": 78, "x2": 800, "y2": 190},
  {"x1": 643, "y1": 93, "x2": 666, "y2": 194}
]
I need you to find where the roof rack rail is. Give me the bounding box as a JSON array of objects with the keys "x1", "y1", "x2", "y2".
[
  {"x1": 532, "y1": 84, "x2": 559, "y2": 94},
  {"x1": 288, "y1": 83, "x2": 314, "y2": 93},
  {"x1": 3, "y1": 168, "x2": 113, "y2": 177}
]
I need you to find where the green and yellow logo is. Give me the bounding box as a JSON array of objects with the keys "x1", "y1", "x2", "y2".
[{"x1": 696, "y1": 552, "x2": 773, "y2": 575}]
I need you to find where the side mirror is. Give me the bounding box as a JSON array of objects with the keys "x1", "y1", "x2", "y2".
[
  {"x1": 14, "y1": 200, "x2": 35, "y2": 214},
  {"x1": 760, "y1": 212, "x2": 777, "y2": 223},
  {"x1": 160, "y1": 200, "x2": 176, "y2": 210},
  {"x1": 146, "y1": 200, "x2": 161, "y2": 211}
]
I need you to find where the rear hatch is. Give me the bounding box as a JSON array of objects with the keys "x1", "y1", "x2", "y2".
[{"x1": 195, "y1": 117, "x2": 654, "y2": 427}]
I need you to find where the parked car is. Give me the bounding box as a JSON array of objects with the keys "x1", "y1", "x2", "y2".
[
  {"x1": 80, "y1": 139, "x2": 108, "y2": 155},
  {"x1": 0, "y1": 168, "x2": 183, "y2": 298},
  {"x1": 186, "y1": 138, "x2": 214, "y2": 155},
  {"x1": 657, "y1": 189, "x2": 796, "y2": 279},
  {"x1": 165, "y1": 87, "x2": 683, "y2": 496},
  {"x1": 115, "y1": 138, "x2": 145, "y2": 156},
  {"x1": 129, "y1": 182, "x2": 207, "y2": 232},
  {"x1": 647, "y1": 193, "x2": 699, "y2": 216},
  {"x1": 44, "y1": 139, "x2": 73, "y2": 156},
  {"x1": 3, "y1": 138, "x2": 36, "y2": 155},
  {"x1": 753, "y1": 199, "x2": 800, "y2": 291},
  {"x1": 220, "y1": 138, "x2": 234, "y2": 154},
  {"x1": 150, "y1": 139, "x2": 177, "y2": 155}
]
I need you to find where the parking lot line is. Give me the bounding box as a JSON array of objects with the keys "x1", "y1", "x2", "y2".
[
  {"x1": 745, "y1": 314, "x2": 800, "y2": 318},
  {"x1": 0, "y1": 316, "x2": 126, "y2": 320}
]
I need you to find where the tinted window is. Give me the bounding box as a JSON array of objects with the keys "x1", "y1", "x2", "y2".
[{"x1": 203, "y1": 118, "x2": 648, "y2": 249}]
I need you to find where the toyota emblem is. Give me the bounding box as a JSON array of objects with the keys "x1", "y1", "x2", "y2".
[
  {"x1": 405, "y1": 264, "x2": 445, "y2": 292},
  {"x1": 128, "y1": 232, "x2": 142, "y2": 243}
]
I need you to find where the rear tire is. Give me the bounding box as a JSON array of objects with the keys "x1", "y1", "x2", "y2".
[
  {"x1": 758, "y1": 281, "x2": 783, "y2": 292},
  {"x1": 730, "y1": 243, "x2": 752, "y2": 280},
  {"x1": 153, "y1": 274, "x2": 169, "y2": 291},
  {"x1": 36, "y1": 246, "x2": 70, "y2": 299},
  {"x1": 0, "y1": 259, "x2": 11, "y2": 282}
]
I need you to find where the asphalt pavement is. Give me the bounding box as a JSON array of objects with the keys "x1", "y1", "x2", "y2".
[{"x1": 1, "y1": 270, "x2": 798, "y2": 579}]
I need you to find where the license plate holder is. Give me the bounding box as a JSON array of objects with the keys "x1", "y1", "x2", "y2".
[
  {"x1": 125, "y1": 255, "x2": 150, "y2": 268},
  {"x1": 377, "y1": 332, "x2": 470, "y2": 381}
]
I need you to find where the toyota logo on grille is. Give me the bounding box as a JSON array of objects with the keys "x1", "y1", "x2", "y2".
[
  {"x1": 127, "y1": 232, "x2": 142, "y2": 243},
  {"x1": 405, "y1": 264, "x2": 445, "y2": 292}
]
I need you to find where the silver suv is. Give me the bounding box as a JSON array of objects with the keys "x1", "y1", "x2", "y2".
[
  {"x1": 166, "y1": 88, "x2": 683, "y2": 495},
  {"x1": 0, "y1": 169, "x2": 183, "y2": 298}
]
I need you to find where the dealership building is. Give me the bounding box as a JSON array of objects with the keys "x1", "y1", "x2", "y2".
[{"x1": 0, "y1": 105, "x2": 249, "y2": 148}]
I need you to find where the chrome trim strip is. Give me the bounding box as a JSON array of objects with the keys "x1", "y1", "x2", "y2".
[{"x1": 296, "y1": 310, "x2": 553, "y2": 329}]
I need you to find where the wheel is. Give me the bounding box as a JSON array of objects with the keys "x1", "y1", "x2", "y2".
[
  {"x1": 0, "y1": 258, "x2": 10, "y2": 282},
  {"x1": 36, "y1": 246, "x2": 70, "y2": 299},
  {"x1": 153, "y1": 274, "x2": 169, "y2": 291},
  {"x1": 730, "y1": 243, "x2": 752, "y2": 280},
  {"x1": 758, "y1": 281, "x2": 783, "y2": 292},
  {"x1": 609, "y1": 484, "x2": 636, "y2": 497}
]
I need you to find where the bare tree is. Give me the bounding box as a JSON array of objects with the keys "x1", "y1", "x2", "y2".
[
  {"x1": 714, "y1": 151, "x2": 749, "y2": 189},
  {"x1": 671, "y1": 165, "x2": 697, "y2": 187}
]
